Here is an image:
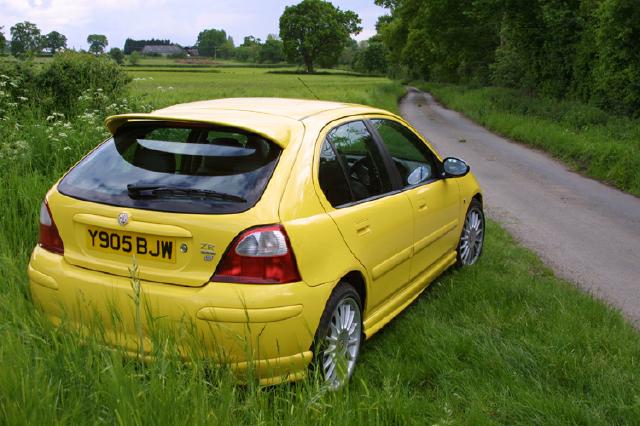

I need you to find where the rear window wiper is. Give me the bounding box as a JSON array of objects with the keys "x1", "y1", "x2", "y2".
[{"x1": 127, "y1": 184, "x2": 246, "y2": 203}]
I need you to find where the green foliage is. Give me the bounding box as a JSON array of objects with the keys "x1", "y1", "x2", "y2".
[
  {"x1": 109, "y1": 47, "x2": 125, "y2": 65},
  {"x1": 36, "y1": 52, "x2": 131, "y2": 115},
  {"x1": 377, "y1": 0, "x2": 498, "y2": 83},
  {"x1": 354, "y1": 38, "x2": 389, "y2": 75},
  {"x1": 234, "y1": 35, "x2": 285, "y2": 64},
  {"x1": 197, "y1": 28, "x2": 234, "y2": 59},
  {"x1": 379, "y1": 0, "x2": 640, "y2": 116},
  {"x1": 43, "y1": 31, "x2": 67, "y2": 54},
  {"x1": 258, "y1": 35, "x2": 285, "y2": 64},
  {"x1": 87, "y1": 34, "x2": 108, "y2": 55},
  {"x1": 279, "y1": 0, "x2": 362, "y2": 73},
  {"x1": 129, "y1": 51, "x2": 141, "y2": 66},
  {"x1": 0, "y1": 26, "x2": 6, "y2": 52},
  {"x1": 593, "y1": 0, "x2": 640, "y2": 115},
  {"x1": 10, "y1": 21, "x2": 42, "y2": 58}
]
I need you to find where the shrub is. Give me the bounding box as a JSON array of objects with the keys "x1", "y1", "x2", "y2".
[
  {"x1": 37, "y1": 52, "x2": 131, "y2": 115},
  {"x1": 129, "y1": 51, "x2": 141, "y2": 66},
  {"x1": 109, "y1": 47, "x2": 125, "y2": 65}
]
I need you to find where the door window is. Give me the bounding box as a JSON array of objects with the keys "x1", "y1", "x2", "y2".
[
  {"x1": 370, "y1": 119, "x2": 440, "y2": 187},
  {"x1": 321, "y1": 120, "x2": 392, "y2": 204}
]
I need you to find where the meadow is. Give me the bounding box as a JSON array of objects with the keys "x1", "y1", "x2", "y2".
[{"x1": 1, "y1": 62, "x2": 639, "y2": 424}]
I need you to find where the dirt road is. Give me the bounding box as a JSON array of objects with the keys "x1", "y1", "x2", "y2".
[{"x1": 400, "y1": 88, "x2": 640, "y2": 324}]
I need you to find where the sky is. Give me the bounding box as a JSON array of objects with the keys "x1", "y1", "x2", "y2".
[{"x1": 1, "y1": 0, "x2": 387, "y2": 50}]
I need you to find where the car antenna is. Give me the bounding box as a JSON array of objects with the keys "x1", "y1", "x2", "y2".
[{"x1": 297, "y1": 76, "x2": 320, "y2": 100}]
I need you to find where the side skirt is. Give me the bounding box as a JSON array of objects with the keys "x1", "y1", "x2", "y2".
[{"x1": 363, "y1": 250, "x2": 457, "y2": 339}]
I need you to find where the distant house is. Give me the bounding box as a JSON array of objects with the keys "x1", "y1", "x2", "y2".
[
  {"x1": 184, "y1": 46, "x2": 199, "y2": 57},
  {"x1": 141, "y1": 44, "x2": 185, "y2": 56}
]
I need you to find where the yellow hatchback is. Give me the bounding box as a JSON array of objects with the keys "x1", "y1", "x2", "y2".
[{"x1": 28, "y1": 98, "x2": 484, "y2": 388}]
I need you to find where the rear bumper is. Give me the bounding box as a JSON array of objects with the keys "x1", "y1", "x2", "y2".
[{"x1": 28, "y1": 246, "x2": 333, "y2": 385}]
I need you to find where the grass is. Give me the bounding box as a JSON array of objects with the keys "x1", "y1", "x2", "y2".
[
  {"x1": 1, "y1": 65, "x2": 639, "y2": 423},
  {"x1": 418, "y1": 83, "x2": 640, "y2": 196},
  {"x1": 127, "y1": 67, "x2": 403, "y2": 112}
]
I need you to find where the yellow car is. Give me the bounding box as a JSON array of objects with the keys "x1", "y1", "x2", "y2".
[{"x1": 29, "y1": 98, "x2": 484, "y2": 388}]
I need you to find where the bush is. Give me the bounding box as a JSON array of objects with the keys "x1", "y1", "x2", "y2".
[
  {"x1": 129, "y1": 51, "x2": 141, "y2": 66},
  {"x1": 109, "y1": 47, "x2": 125, "y2": 65},
  {"x1": 37, "y1": 52, "x2": 131, "y2": 115}
]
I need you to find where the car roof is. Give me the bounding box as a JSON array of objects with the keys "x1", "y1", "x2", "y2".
[{"x1": 105, "y1": 98, "x2": 395, "y2": 148}]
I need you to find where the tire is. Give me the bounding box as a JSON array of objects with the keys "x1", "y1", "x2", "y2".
[
  {"x1": 311, "y1": 283, "x2": 363, "y2": 390},
  {"x1": 456, "y1": 199, "x2": 485, "y2": 267}
]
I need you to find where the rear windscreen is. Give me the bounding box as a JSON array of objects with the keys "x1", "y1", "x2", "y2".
[{"x1": 58, "y1": 122, "x2": 282, "y2": 214}]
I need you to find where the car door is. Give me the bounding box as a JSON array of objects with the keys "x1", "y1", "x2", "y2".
[
  {"x1": 369, "y1": 118, "x2": 461, "y2": 280},
  {"x1": 315, "y1": 119, "x2": 414, "y2": 311}
]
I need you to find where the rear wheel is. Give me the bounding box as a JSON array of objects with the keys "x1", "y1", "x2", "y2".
[
  {"x1": 457, "y1": 199, "x2": 485, "y2": 266},
  {"x1": 312, "y1": 283, "x2": 363, "y2": 390}
]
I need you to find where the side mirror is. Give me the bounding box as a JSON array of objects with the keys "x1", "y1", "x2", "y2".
[{"x1": 442, "y1": 157, "x2": 470, "y2": 178}]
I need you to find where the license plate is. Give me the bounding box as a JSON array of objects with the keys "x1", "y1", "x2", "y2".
[{"x1": 86, "y1": 227, "x2": 176, "y2": 263}]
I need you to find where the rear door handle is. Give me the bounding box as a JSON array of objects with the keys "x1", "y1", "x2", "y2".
[
  {"x1": 416, "y1": 197, "x2": 428, "y2": 212},
  {"x1": 355, "y1": 219, "x2": 371, "y2": 236}
]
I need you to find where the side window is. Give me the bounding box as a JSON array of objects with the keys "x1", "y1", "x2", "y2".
[
  {"x1": 318, "y1": 140, "x2": 352, "y2": 207},
  {"x1": 326, "y1": 120, "x2": 392, "y2": 203},
  {"x1": 371, "y1": 119, "x2": 440, "y2": 187}
]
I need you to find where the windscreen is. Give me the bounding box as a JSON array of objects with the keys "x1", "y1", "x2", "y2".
[{"x1": 58, "y1": 122, "x2": 281, "y2": 214}]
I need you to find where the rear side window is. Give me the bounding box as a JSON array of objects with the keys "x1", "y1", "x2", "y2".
[
  {"x1": 318, "y1": 140, "x2": 352, "y2": 207},
  {"x1": 319, "y1": 120, "x2": 392, "y2": 206},
  {"x1": 58, "y1": 122, "x2": 281, "y2": 214}
]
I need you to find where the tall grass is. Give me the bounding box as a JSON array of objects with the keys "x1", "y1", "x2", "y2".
[
  {"x1": 1, "y1": 66, "x2": 639, "y2": 423},
  {"x1": 420, "y1": 83, "x2": 640, "y2": 196}
]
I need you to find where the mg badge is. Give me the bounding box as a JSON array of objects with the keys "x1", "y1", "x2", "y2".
[{"x1": 117, "y1": 212, "x2": 129, "y2": 226}]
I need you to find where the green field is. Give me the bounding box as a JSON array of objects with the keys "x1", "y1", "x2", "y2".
[
  {"x1": 127, "y1": 67, "x2": 402, "y2": 111},
  {"x1": 1, "y1": 65, "x2": 639, "y2": 424}
]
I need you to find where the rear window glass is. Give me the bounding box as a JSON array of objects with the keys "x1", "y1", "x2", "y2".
[{"x1": 58, "y1": 122, "x2": 282, "y2": 214}]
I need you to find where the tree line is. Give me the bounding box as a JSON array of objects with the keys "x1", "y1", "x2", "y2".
[
  {"x1": 0, "y1": 1, "x2": 382, "y2": 73},
  {"x1": 375, "y1": 0, "x2": 640, "y2": 116}
]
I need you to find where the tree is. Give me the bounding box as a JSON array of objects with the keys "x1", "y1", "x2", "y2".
[
  {"x1": 87, "y1": 34, "x2": 108, "y2": 55},
  {"x1": 10, "y1": 21, "x2": 42, "y2": 57},
  {"x1": 279, "y1": 0, "x2": 362, "y2": 73},
  {"x1": 375, "y1": 0, "x2": 500, "y2": 83},
  {"x1": 0, "y1": 27, "x2": 6, "y2": 53},
  {"x1": 109, "y1": 47, "x2": 124, "y2": 64},
  {"x1": 592, "y1": 0, "x2": 640, "y2": 115},
  {"x1": 354, "y1": 36, "x2": 389, "y2": 75},
  {"x1": 43, "y1": 31, "x2": 67, "y2": 54},
  {"x1": 197, "y1": 28, "x2": 233, "y2": 59},
  {"x1": 128, "y1": 50, "x2": 141, "y2": 66},
  {"x1": 258, "y1": 35, "x2": 285, "y2": 63}
]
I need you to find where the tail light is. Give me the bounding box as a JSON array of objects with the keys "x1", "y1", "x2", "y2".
[
  {"x1": 38, "y1": 200, "x2": 64, "y2": 254},
  {"x1": 212, "y1": 224, "x2": 301, "y2": 284}
]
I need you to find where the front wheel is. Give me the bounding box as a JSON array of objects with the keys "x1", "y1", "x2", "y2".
[
  {"x1": 312, "y1": 283, "x2": 363, "y2": 390},
  {"x1": 457, "y1": 199, "x2": 485, "y2": 266}
]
